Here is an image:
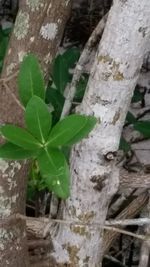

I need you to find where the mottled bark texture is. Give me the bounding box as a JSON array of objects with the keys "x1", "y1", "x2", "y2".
[
  {"x1": 49, "y1": 1, "x2": 150, "y2": 266},
  {"x1": 0, "y1": 1, "x2": 71, "y2": 266}
]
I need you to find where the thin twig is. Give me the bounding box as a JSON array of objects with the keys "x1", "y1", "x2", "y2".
[
  {"x1": 103, "y1": 226, "x2": 145, "y2": 241},
  {"x1": 27, "y1": 215, "x2": 149, "y2": 242},
  {"x1": 2, "y1": 213, "x2": 150, "y2": 229},
  {"x1": 106, "y1": 218, "x2": 150, "y2": 226},
  {"x1": 104, "y1": 255, "x2": 128, "y2": 267},
  {"x1": 2, "y1": 213, "x2": 149, "y2": 243},
  {"x1": 60, "y1": 13, "x2": 108, "y2": 118}
]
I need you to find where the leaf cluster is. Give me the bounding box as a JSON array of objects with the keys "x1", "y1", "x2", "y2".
[{"x1": 0, "y1": 54, "x2": 97, "y2": 199}]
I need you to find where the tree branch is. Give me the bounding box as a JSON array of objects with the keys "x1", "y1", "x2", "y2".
[{"x1": 61, "y1": 13, "x2": 108, "y2": 118}]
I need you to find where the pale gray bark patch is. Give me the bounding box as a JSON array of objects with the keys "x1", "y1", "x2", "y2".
[
  {"x1": 26, "y1": 0, "x2": 44, "y2": 12},
  {"x1": 14, "y1": 11, "x2": 29, "y2": 40}
]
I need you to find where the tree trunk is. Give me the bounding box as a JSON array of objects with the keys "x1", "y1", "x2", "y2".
[
  {"x1": 49, "y1": 1, "x2": 150, "y2": 266},
  {"x1": 0, "y1": 1, "x2": 71, "y2": 266}
]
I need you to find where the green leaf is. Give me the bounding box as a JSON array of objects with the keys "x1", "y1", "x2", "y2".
[
  {"x1": 38, "y1": 147, "x2": 65, "y2": 176},
  {"x1": 126, "y1": 112, "x2": 136, "y2": 124},
  {"x1": 0, "y1": 142, "x2": 37, "y2": 160},
  {"x1": 74, "y1": 74, "x2": 88, "y2": 102},
  {"x1": 52, "y1": 48, "x2": 80, "y2": 93},
  {"x1": 63, "y1": 48, "x2": 80, "y2": 69},
  {"x1": 25, "y1": 96, "x2": 52, "y2": 143},
  {"x1": 52, "y1": 54, "x2": 71, "y2": 93},
  {"x1": 45, "y1": 160, "x2": 70, "y2": 199},
  {"x1": 61, "y1": 146, "x2": 71, "y2": 162},
  {"x1": 66, "y1": 116, "x2": 97, "y2": 146},
  {"x1": 133, "y1": 121, "x2": 150, "y2": 137},
  {"x1": 46, "y1": 87, "x2": 65, "y2": 123},
  {"x1": 2, "y1": 28, "x2": 12, "y2": 36},
  {"x1": 1, "y1": 125, "x2": 41, "y2": 150},
  {"x1": 0, "y1": 60, "x2": 3, "y2": 73},
  {"x1": 37, "y1": 147, "x2": 70, "y2": 199},
  {"x1": 0, "y1": 28, "x2": 11, "y2": 72},
  {"x1": 18, "y1": 54, "x2": 45, "y2": 106},
  {"x1": 0, "y1": 36, "x2": 9, "y2": 60},
  {"x1": 26, "y1": 185, "x2": 36, "y2": 200},
  {"x1": 28, "y1": 161, "x2": 46, "y2": 193},
  {"x1": 119, "y1": 137, "x2": 131, "y2": 153},
  {"x1": 132, "y1": 88, "x2": 143, "y2": 103},
  {"x1": 47, "y1": 114, "x2": 97, "y2": 147}
]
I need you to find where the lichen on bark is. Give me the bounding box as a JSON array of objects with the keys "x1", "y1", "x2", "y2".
[
  {"x1": 26, "y1": 0, "x2": 44, "y2": 12},
  {"x1": 14, "y1": 11, "x2": 29, "y2": 40}
]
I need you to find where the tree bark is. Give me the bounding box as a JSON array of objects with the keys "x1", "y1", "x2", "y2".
[
  {"x1": 49, "y1": 1, "x2": 150, "y2": 266},
  {"x1": 0, "y1": 1, "x2": 71, "y2": 266}
]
